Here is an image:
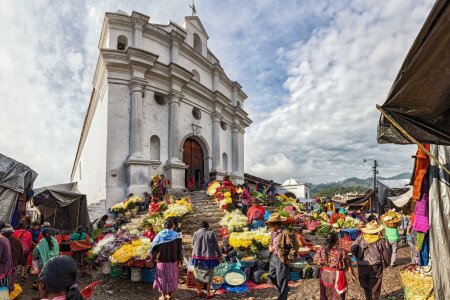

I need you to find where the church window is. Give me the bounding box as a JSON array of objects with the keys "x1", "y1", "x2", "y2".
[
  {"x1": 222, "y1": 153, "x2": 228, "y2": 172},
  {"x1": 192, "y1": 107, "x2": 201, "y2": 120},
  {"x1": 150, "y1": 135, "x2": 161, "y2": 161},
  {"x1": 193, "y1": 33, "x2": 202, "y2": 54},
  {"x1": 192, "y1": 69, "x2": 200, "y2": 82},
  {"x1": 154, "y1": 94, "x2": 167, "y2": 105},
  {"x1": 117, "y1": 35, "x2": 127, "y2": 50},
  {"x1": 220, "y1": 121, "x2": 227, "y2": 130}
]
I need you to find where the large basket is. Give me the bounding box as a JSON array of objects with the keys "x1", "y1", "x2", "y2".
[
  {"x1": 224, "y1": 270, "x2": 247, "y2": 286},
  {"x1": 338, "y1": 238, "x2": 353, "y2": 252}
]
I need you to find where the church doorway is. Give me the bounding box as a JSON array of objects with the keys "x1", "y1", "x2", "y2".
[{"x1": 183, "y1": 138, "x2": 204, "y2": 190}]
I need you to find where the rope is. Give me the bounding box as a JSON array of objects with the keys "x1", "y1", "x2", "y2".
[{"x1": 376, "y1": 105, "x2": 450, "y2": 176}]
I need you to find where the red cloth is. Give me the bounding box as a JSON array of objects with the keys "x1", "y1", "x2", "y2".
[
  {"x1": 247, "y1": 206, "x2": 265, "y2": 223},
  {"x1": 12, "y1": 229, "x2": 32, "y2": 253}
]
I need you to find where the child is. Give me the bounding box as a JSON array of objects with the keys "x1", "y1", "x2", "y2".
[{"x1": 143, "y1": 223, "x2": 156, "y2": 241}]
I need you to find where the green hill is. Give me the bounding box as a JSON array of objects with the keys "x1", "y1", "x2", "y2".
[{"x1": 309, "y1": 173, "x2": 411, "y2": 198}]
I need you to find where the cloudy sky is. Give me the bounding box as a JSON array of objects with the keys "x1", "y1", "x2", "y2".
[{"x1": 0, "y1": 0, "x2": 435, "y2": 186}]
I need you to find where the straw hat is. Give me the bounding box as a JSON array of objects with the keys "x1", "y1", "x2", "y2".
[
  {"x1": 265, "y1": 213, "x2": 287, "y2": 224},
  {"x1": 361, "y1": 220, "x2": 384, "y2": 234}
]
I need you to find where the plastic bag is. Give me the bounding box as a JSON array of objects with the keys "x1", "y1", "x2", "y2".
[{"x1": 30, "y1": 259, "x2": 40, "y2": 275}]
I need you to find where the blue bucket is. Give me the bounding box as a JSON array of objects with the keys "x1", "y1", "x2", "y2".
[
  {"x1": 288, "y1": 271, "x2": 301, "y2": 281},
  {"x1": 142, "y1": 268, "x2": 155, "y2": 284}
]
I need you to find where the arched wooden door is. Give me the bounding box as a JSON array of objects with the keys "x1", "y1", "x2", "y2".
[{"x1": 183, "y1": 138, "x2": 204, "y2": 189}]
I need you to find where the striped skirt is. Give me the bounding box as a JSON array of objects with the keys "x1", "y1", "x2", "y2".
[{"x1": 153, "y1": 262, "x2": 178, "y2": 293}]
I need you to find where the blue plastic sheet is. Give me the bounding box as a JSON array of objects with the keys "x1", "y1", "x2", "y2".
[{"x1": 223, "y1": 283, "x2": 248, "y2": 293}]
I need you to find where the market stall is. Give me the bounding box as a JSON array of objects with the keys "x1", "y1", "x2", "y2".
[
  {"x1": 88, "y1": 195, "x2": 192, "y2": 282},
  {"x1": 0, "y1": 153, "x2": 37, "y2": 225},
  {"x1": 376, "y1": 1, "x2": 450, "y2": 298},
  {"x1": 33, "y1": 182, "x2": 90, "y2": 233}
]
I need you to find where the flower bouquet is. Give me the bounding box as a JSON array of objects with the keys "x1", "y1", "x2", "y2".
[
  {"x1": 111, "y1": 203, "x2": 127, "y2": 215},
  {"x1": 163, "y1": 199, "x2": 192, "y2": 219},
  {"x1": 207, "y1": 181, "x2": 221, "y2": 196},
  {"x1": 219, "y1": 210, "x2": 248, "y2": 232}
]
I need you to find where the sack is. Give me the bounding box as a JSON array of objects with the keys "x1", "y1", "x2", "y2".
[
  {"x1": 194, "y1": 262, "x2": 213, "y2": 283},
  {"x1": 30, "y1": 259, "x2": 40, "y2": 275}
]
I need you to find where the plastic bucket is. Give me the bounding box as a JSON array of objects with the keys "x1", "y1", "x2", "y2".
[
  {"x1": 142, "y1": 268, "x2": 155, "y2": 284},
  {"x1": 109, "y1": 265, "x2": 122, "y2": 278},
  {"x1": 130, "y1": 268, "x2": 142, "y2": 282},
  {"x1": 288, "y1": 271, "x2": 301, "y2": 281},
  {"x1": 102, "y1": 261, "x2": 111, "y2": 275}
]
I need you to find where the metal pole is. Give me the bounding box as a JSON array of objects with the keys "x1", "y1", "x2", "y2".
[{"x1": 373, "y1": 160, "x2": 378, "y2": 213}]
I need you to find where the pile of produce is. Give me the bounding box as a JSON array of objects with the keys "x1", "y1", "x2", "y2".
[
  {"x1": 381, "y1": 210, "x2": 402, "y2": 228},
  {"x1": 305, "y1": 220, "x2": 322, "y2": 231},
  {"x1": 316, "y1": 223, "x2": 333, "y2": 237},
  {"x1": 229, "y1": 228, "x2": 271, "y2": 253},
  {"x1": 219, "y1": 210, "x2": 248, "y2": 232}
]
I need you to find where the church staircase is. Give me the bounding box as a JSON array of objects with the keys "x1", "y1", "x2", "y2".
[{"x1": 181, "y1": 190, "x2": 224, "y2": 257}]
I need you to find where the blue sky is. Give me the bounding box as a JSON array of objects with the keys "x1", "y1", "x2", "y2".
[{"x1": 0, "y1": 0, "x2": 435, "y2": 186}]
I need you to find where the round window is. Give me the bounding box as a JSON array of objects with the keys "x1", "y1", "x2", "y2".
[
  {"x1": 192, "y1": 107, "x2": 201, "y2": 120},
  {"x1": 154, "y1": 94, "x2": 166, "y2": 105},
  {"x1": 221, "y1": 121, "x2": 227, "y2": 130}
]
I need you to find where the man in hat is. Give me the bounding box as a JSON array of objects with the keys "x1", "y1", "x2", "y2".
[
  {"x1": 267, "y1": 213, "x2": 299, "y2": 300},
  {"x1": 351, "y1": 221, "x2": 390, "y2": 300}
]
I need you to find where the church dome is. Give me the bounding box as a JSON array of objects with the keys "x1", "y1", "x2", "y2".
[{"x1": 282, "y1": 178, "x2": 302, "y2": 186}]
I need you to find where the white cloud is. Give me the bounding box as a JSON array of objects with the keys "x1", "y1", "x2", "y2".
[
  {"x1": 245, "y1": 0, "x2": 434, "y2": 183},
  {"x1": 249, "y1": 153, "x2": 296, "y2": 181},
  {"x1": 0, "y1": 0, "x2": 435, "y2": 188}
]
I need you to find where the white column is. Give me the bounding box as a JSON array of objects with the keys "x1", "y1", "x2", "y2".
[
  {"x1": 211, "y1": 112, "x2": 221, "y2": 171},
  {"x1": 231, "y1": 124, "x2": 239, "y2": 175},
  {"x1": 170, "y1": 40, "x2": 180, "y2": 64},
  {"x1": 167, "y1": 93, "x2": 181, "y2": 163},
  {"x1": 129, "y1": 81, "x2": 144, "y2": 158},
  {"x1": 133, "y1": 24, "x2": 143, "y2": 48},
  {"x1": 212, "y1": 68, "x2": 219, "y2": 92}
]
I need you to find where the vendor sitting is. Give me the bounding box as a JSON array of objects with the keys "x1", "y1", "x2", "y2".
[
  {"x1": 247, "y1": 198, "x2": 266, "y2": 230},
  {"x1": 294, "y1": 227, "x2": 313, "y2": 247},
  {"x1": 143, "y1": 223, "x2": 156, "y2": 241}
]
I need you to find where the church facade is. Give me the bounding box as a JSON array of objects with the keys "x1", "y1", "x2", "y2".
[{"x1": 71, "y1": 10, "x2": 251, "y2": 209}]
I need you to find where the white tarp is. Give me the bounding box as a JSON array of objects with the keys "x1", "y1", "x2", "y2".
[
  {"x1": 429, "y1": 145, "x2": 450, "y2": 299},
  {"x1": 387, "y1": 187, "x2": 412, "y2": 208}
]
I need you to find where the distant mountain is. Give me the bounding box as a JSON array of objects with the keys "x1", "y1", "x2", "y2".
[{"x1": 309, "y1": 173, "x2": 411, "y2": 198}]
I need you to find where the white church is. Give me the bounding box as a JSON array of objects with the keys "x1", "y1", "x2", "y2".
[{"x1": 70, "y1": 10, "x2": 251, "y2": 210}]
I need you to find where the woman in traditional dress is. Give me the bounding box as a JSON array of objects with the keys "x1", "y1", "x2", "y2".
[
  {"x1": 192, "y1": 221, "x2": 222, "y2": 299},
  {"x1": 0, "y1": 228, "x2": 13, "y2": 296},
  {"x1": 70, "y1": 226, "x2": 92, "y2": 275},
  {"x1": 314, "y1": 232, "x2": 356, "y2": 300},
  {"x1": 247, "y1": 198, "x2": 266, "y2": 230},
  {"x1": 38, "y1": 255, "x2": 84, "y2": 300},
  {"x1": 33, "y1": 228, "x2": 60, "y2": 289},
  {"x1": 13, "y1": 222, "x2": 32, "y2": 279},
  {"x1": 150, "y1": 219, "x2": 183, "y2": 300}
]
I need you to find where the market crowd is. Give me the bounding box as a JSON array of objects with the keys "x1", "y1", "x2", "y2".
[{"x1": 0, "y1": 175, "x2": 419, "y2": 300}]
